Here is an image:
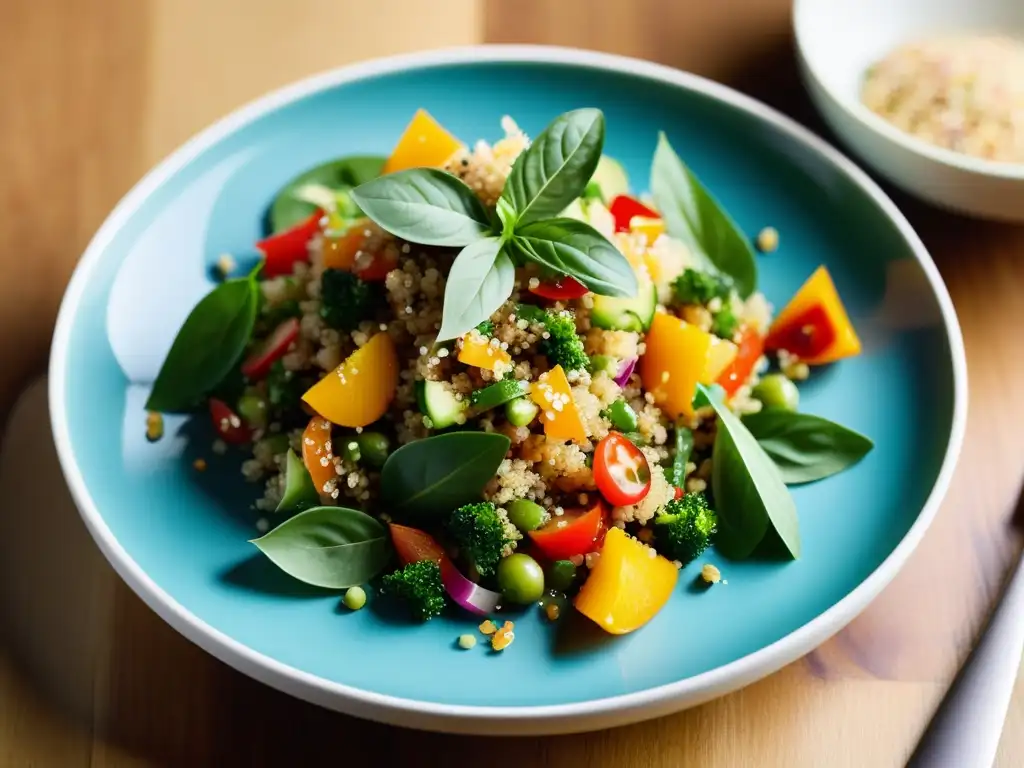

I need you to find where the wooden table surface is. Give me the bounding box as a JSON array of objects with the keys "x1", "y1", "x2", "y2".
[{"x1": 3, "y1": 1, "x2": 1024, "y2": 765}]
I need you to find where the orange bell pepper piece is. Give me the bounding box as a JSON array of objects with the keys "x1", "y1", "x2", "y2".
[
  {"x1": 702, "y1": 336, "x2": 738, "y2": 383},
  {"x1": 640, "y1": 313, "x2": 712, "y2": 420},
  {"x1": 574, "y1": 527, "x2": 678, "y2": 635},
  {"x1": 530, "y1": 364, "x2": 587, "y2": 444},
  {"x1": 382, "y1": 109, "x2": 463, "y2": 175},
  {"x1": 301, "y1": 415, "x2": 337, "y2": 497},
  {"x1": 321, "y1": 219, "x2": 367, "y2": 270},
  {"x1": 457, "y1": 333, "x2": 512, "y2": 373},
  {"x1": 716, "y1": 325, "x2": 764, "y2": 397},
  {"x1": 765, "y1": 266, "x2": 861, "y2": 365},
  {"x1": 301, "y1": 332, "x2": 398, "y2": 427}
]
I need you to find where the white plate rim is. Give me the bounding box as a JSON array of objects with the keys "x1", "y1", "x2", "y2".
[{"x1": 48, "y1": 44, "x2": 968, "y2": 736}]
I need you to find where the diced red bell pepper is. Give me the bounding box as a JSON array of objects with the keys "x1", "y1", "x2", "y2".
[
  {"x1": 716, "y1": 326, "x2": 764, "y2": 398},
  {"x1": 354, "y1": 250, "x2": 399, "y2": 282},
  {"x1": 529, "y1": 275, "x2": 590, "y2": 301},
  {"x1": 209, "y1": 398, "x2": 252, "y2": 444},
  {"x1": 241, "y1": 317, "x2": 300, "y2": 380},
  {"x1": 529, "y1": 500, "x2": 607, "y2": 561},
  {"x1": 609, "y1": 195, "x2": 659, "y2": 232},
  {"x1": 256, "y1": 210, "x2": 323, "y2": 278},
  {"x1": 764, "y1": 303, "x2": 837, "y2": 360}
]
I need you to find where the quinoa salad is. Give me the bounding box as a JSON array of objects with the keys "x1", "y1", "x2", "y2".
[{"x1": 145, "y1": 108, "x2": 872, "y2": 645}]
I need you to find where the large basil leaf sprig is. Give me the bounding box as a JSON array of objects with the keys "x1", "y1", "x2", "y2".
[
  {"x1": 268, "y1": 155, "x2": 386, "y2": 234},
  {"x1": 351, "y1": 108, "x2": 637, "y2": 341}
]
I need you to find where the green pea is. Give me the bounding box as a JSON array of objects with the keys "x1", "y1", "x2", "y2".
[
  {"x1": 506, "y1": 499, "x2": 547, "y2": 533},
  {"x1": 356, "y1": 432, "x2": 390, "y2": 468},
  {"x1": 343, "y1": 586, "x2": 366, "y2": 611},
  {"x1": 547, "y1": 560, "x2": 578, "y2": 593},
  {"x1": 505, "y1": 397, "x2": 539, "y2": 427},
  {"x1": 236, "y1": 390, "x2": 268, "y2": 429},
  {"x1": 752, "y1": 374, "x2": 800, "y2": 412},
  {"x1": 497, "y1": 553, "x2": 545, "y2": 605},
  {"x1": 606, "y1": 398, "x2": 638, "y2": 432}
]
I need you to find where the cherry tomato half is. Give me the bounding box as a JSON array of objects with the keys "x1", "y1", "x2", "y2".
[
  {"x1": 609, "y1": 195, "x2": 659, "y2": 232},
  {"x1": 256, "y1": 210, "x2": 323, "y2": 278},
  {"x1": 593, "y1": 432, "x2": 652, "y2": 507},
  {"x1": 241, "y1": 317, "x2": 300, "y2": 380},
  {"x1": 716, "y1": 325, "x2": 765, "y2": 398},
  {"x1": 389, "y1": 523, "x2": 447, "y2": 566},
  {"x1": 529, "y1": 275, "x2": 590, "y2": 301},
  {"x1": 529, "y1": 500, "x2": 606, "y2": 561},
  {"x1": 764, "y1": 303, "x2": 837, "y2": 360},
  {"x1": 209, "y1": 398, "x2": 252, "y2": 444}
]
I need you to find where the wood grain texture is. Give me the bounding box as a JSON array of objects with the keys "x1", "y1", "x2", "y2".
[{"x1": 1, "y1": 0, "x2": 1022, "y2": 765}]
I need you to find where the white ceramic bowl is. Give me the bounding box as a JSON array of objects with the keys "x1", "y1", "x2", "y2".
[{"x1": 794, "y1": 0, "x2": 1024, "y2": 222}]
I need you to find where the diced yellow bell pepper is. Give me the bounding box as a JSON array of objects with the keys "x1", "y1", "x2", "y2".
[
  {"x1": 631, "y1": 216, "x2": 666, "y2": 247},
  {"x1": 530, "y1": 364, "x2": 587, "y2": 444},
  {"x1": 574, "y1": 527, "x2": 678, "y2": 635},
  {"x1": 301, "y1": 332, "x2": 398, "y2": 427},
  {"x1": 321, "y1": 217, "x2": 369, "y2": 270},
  {"x1": 382, "y1": 109, "x2": 463, "y2": 175},
  {"x1": 457, "y1": 333, "x2": 512, "y2": 372},
  {"x1": 640, "y1": 313, "x2": 711, "y2": 420},
  {"x1": 702, "y1": 336, "x2": 739, "y2": 383},
  {"x1": 766, "y1": 265, "x2": 861, "y2": 365}
]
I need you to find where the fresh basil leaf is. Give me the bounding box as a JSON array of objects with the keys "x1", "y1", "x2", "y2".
[
  {"x1": 500, "y1": 108, "x2": 605, "y2": 227},
  {"x1": 276, "y1": 449, "x2": 319, "y2": 513},
  {"x1": 250, "y1": 506, "x2": 390, "y2": 589},
  {"x1": 268, "y1": 155, "x2": 386, "y2": 233},
  {"x1": 742, "y1": 411, "x2": 874, "y2": 485},
  {"x1": 509, "y1": 218, "x2": 637, "y2": 298},
  {"x1": 651, "y1": 132, "x2": 757, "y2": 297},
  {"x1": 380, "y1": 432, "x2": 511, "y2": 520},
  {"x1": 699, "y1": 384, "x2": 800, "y2": 559},
  {"x1": 436, "y1": 238, "x2": 514, "y2": 342},
  {"x1": 145, "y1": 276, "x2": 260, "y2": 413},
  {"x1": 351, "y1": 168, "x2": 493, "y2": 247}
]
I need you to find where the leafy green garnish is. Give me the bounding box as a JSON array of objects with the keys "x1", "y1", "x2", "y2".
[
  {"x1": 437, "y1": 238, "x2": 514, "y2": 342},
  {"x1": 145, "y1": 274, "x2": 260, "y2": 413},
  {"x1": 350, "y1": 168, "x2": 493, "y2": 247},
  {"x1": 698, "y1": 383, "x2": 800, "y2": 559},
  {"x1": 651, "y1": 133, "x2": 757, "y2": 298},
  {"x1": 276, "y1": 449, "x2": 319, "y2": 514},
  {"x1": 268, "y1": 155, "x2": 385, "y2": 234},
  {"x1": 250, "y1": 506, "x2": 391, "y2": 588},
  {"x1": 380, "y1": 432, "x2": 511, "y2": 520},
  {"x1": 742, "y1": 411, "x2": 874, "y2": 485}
]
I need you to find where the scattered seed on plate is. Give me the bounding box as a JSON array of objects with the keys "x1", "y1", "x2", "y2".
[
  {"x1": 701, "y1": 564, "x2": 722, "y2": 584},
  {"x1": 145, "y1": 411, "x2": 164, "y2": 442},
  {"x1": 457, "y1": 634, "x2": 477, "y2": 650},
  {"x1": 756, "y1": 226, "x2": 779, "y2": 253},
  {"x1": 192, "y1": 458, "x2": 207, "y2": 472},
  {"x1": 491, "y1": 620, "x2": 515, "y2": 651},
  {"x1": 344, "y1": 586, "x2": 367, "y2": 611},
  {"x1": 478, "y1": 619, "x2": 498, "y2": 636}
]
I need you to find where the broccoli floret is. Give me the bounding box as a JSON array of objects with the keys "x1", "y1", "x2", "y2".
[
  {"x1": 319, "y1": 268, "x2": 374, "y2": 331},
  {"x1": 266, "y1": 360, "x2": 301, "y2": 410},
  {"x1": 711, "y1": 303, "x2": 740, "y2": 340},
  {"x1": 653, "y1": 492, "x2": 718, "y2": 565},
  {"x1": 475, "y1": 320, "x2": 495, "y2": 337},
  {"x1": 539, "y1": 310, "x2": 589, "y2": 373},
  {"x1": 379, "y1": 560, "x2": 446, "y2": 621},
  {"x1": 672, "y1": 268, "x2": 731, "y2": 306},
  {"x1": 447, "y1": 502, "x2": 520, "y2": 576}
]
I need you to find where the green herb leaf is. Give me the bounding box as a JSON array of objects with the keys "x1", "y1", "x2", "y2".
[
  {"x1": 651, "y1": 132, "x2": 757, "y2": 297},
  {"x1": 436, "y1": 238, "x2": 514, "y2": 342},
  {"x1": 500, "y1": 108, "x2": 605, "y2": 227},
  {"x1": 268, "y1": 155, "x2": 386, "y2": 233},
  {"x1": 351, "y1": 168, "x2": 493, "y2": 247},
  {"x1": 699, "y1": 383, "x2": 800, "y2": 559},
  {"x1": 276, "y1": 449, "x2": 319, "y2": 513},
  {"x1": 742, "y1": 411, "x2": 874, "y2": 485},
  {"x1": 508, "y1": 218, "x2": 637, "y2": 298},
  {"x1": 145, "y1": 275, "x2": 260, "y2": 413},
  {"x1": 669, "y1": 424, "x2": 694, "y2": 488},
  {"x1": 250, "y1": 506, "x2": 390, "y2": 589},
  {"x1": 380, "y1": 432, "x2": 511, "y2": 520}
]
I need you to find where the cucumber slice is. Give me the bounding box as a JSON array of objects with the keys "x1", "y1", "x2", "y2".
[
  {"x1": 417, "y1": 380, "x2": 467, "y2": 429},
  {"x1": 590, "y1": 281, "x2": 658, "y2": 332},
  {"x1": 589, "y1": 155, "x2": 630, "y2": 203},
  {"x1": 471, "y1": 379, "x2": 529, "y2": 410},
  {"x1": 276, "y1": 449, "x2": 319, "y2": 513}
]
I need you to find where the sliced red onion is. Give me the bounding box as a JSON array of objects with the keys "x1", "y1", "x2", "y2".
[
  {"x1": 613, "y1": 357, "x2": 638, "y2": 387},
  {"x1": 440, "y1": 561, "x2": 502, "y2": 616}
]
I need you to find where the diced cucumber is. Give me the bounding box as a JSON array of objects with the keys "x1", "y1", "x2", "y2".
[
  {"x1": 471, "y1": 379, "x2": 529, "y2": 411},
  {"x1": 417, "y1": 380, "x2": 467, "y2": 429},
  {"x1": 590, "y1": 281, "x2": 658, "y2": 332},
  {"x1": 589, "y1": 155, "x2": 629, "y2": 202}
]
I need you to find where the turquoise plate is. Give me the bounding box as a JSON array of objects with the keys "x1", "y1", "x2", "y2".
[{"x1": 49, "y1": 47, "x2": 966, "y2": 735}]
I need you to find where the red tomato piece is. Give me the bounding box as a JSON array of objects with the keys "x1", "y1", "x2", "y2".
[
  {"x1": 593, "y1": 432, "x2": 652, "y2": 507},
  {"x1": 529, "y1": 500, "x2": 606, "y2": 561},
  {"x1": 241, "y1": 317, "x2": 300, "y2": 380},
  {"x1": 256, "y1": 211, "x2": 323, "y2": 277},
  {"x1": 764, "y1": 303, "x2": 837, "y2": 360},
  {"x1": 529, "y1": 276, "x2": 590, "y2": 301},
  {"x1": 354, "y1": 250, "x2": 399, "y2": 282},
  {"x1": 716, "y1": 326, "x2": 765, "y2": 397},
  {"x1": 209, "y1": 398, "x2": 251, "y2": 444},
  {"x1": 609, "y1": 195, "x2": 659, "y2": 232},
  {"x1": 389, "y1": 523, "x2": 447, "y2": 566}
]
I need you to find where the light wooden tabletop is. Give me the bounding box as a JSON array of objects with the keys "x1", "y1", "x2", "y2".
[{"x1": 2, "y1": 1, "x2": 1023, "y2": 765}]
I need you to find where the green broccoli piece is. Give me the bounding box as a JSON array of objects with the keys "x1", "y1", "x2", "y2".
[
  {"x1": 379, "y1": 560, "x2": 446, "y2": 621},
  {"x1": 672, "y1": 268, "x2": 731, "y2": 306},
  {"x1": 539, "y1": 310, "x2": 589, "y2": 373},
  {"x1": 319, "y1": 268, "x2": 374, "y2": 331},
  {"x1": 653, "y1": 492, "x2": 718, "y2": 565},
  {"x1": 475, "y1": 320, "x2": 495, "y2": 337},
  {"x1": 447, "y1": 502, "x2": 520, "y2": 576},
  {"x1": 266, "y1": 360, "x2": 301, "y2": 411},
  {"x1": 711, "y1": 303, "x2": 740, "y2": 340},
  {"x1": 514, "y1": 303, "x2": 547, "y2": 325}
]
